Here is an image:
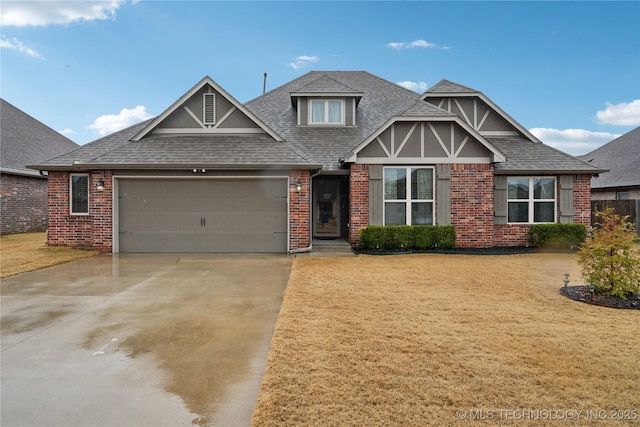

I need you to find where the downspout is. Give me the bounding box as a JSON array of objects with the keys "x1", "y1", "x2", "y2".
[{"x1": 288, "y1": 169, "x2": 322, "y2": 254}]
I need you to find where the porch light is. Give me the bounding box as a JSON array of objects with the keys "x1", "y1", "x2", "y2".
[
  {"x1": 96, "y1": 180, "x2": 105, "y2": 192},
  {"x1": 296, "y1": 180, "x2": 302, "y2": 193}
]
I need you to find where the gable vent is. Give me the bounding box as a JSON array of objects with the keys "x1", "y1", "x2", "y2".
[{"x1": 203, "y1": 93, "x2": 215, "y2": 125}]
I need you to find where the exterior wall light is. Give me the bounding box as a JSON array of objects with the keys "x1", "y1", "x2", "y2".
[
  {"x1": 296, "y1": 180, "x2": 302, "y2": 193},
  {"x1": 96, "y1": 180, "x2": 105, "y2": 192}
]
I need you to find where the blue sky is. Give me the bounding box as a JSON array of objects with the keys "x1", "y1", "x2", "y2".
[{"x1": 1, "y1": 1, "x2": 639, "y2": 155}]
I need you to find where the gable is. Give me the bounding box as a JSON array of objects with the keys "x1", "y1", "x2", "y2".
[
  {"x1": 425, "y1": 96, "x2": 518, "y2": 135},
  {"x1": 353, "y1": 119, "x2": 501, "y2": 164},
  {"x1": 133, "y1": 76, "x2": 282, "y2": 141}
]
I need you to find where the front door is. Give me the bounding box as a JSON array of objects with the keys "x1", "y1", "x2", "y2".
[{"x1": 313, "y1": 178, "x2": 340, "y2": 238}]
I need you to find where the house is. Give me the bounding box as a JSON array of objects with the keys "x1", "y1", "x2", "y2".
[
  {"x1": 29, "y1": 72, "x2": 605, "y2": 253},
  {"x1": 578, "y1": 126, "x2": 640, "y2": 201},
  {"x1": 1, "y1": 99, "x2": 78, "y2": 235}
]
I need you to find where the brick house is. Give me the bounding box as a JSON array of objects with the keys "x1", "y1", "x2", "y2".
[
  {"x1": 29, "y1": 72, "x2": 604, "y2": 253},
  {"x1": 1, "y1": 99, "x2": 78, "y2": 235}
]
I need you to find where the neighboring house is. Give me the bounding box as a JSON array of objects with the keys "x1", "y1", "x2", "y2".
[
  {"x1": 29, "y1": 72, "x2": 604, "y2": 253},
  {"x1": 578, "y1": 126, "x2": 640, "y2": 201},
  {"x1": 1, "y1": 99, "x2": 78, "y2": 235}
]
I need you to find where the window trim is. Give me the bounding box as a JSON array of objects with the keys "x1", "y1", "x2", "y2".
[
  {"x1": 70, "y1": 173, "x2": 89, "y2": 215},
  {"x1": 507, "y1": 176, "x2": 556, "y2": 224},
  {"x1": 309, "y1": 98, "x2": 345, "y2": 125},
  {"x1": 383, "y1": 166, "x2": 435, "y2": 226}
]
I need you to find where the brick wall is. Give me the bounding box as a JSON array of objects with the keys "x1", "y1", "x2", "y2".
[
  {"x1": 450, "y1": 164, "x2": 495, "y2": 248},
  {"x1": 289, "y1": 170, "x2": 311, "y2": 250},
  {"x1": 348, "y1": 164, "x2": 369, "y2": 245},
  {"x1": 1, "y1": 173, "x2": 48, "y2": 235},
  {"x1": 574, "y1": 174, "x2": 592, "y2": 226},
  {"x1": 47, "y1": 171, "x2": 112, "y2": 252}
]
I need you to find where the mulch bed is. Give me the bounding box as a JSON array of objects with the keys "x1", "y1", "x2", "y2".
[{"x1": 560, "y1": 286, "x2": 640, "y2": 310}]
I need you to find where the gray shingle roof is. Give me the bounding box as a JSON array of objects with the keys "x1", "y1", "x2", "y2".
[
  {"x1": 427, "y1": 79, "x2": 478, "y2": 93},
  {"x1": 247, "y1": 71, "x2": 424, "y2": 171},
  {"x1": 490, "y1": 137, "x2": 607, "y2": 174},
  {"x1": 1, "y1": 98, "x2": 78, "y2": 177},
  {"x1": 578, "y1": 126, "x2": 640, "y2": 189},
  {"x1": 31, "y1": 119, "x2": 318, "y2": 170}
]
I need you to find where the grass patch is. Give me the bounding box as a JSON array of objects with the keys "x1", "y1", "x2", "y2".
[
  {"x1": 251, "y1": 253, "x2": 640, "y2": 426},
  {"x1": 0, "y1": 232, "x2": 98, "y2": 278}
]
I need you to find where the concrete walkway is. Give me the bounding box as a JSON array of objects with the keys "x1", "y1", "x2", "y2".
[{"x1": 1, "y1": 253, "x2": 291, "y2": 427}]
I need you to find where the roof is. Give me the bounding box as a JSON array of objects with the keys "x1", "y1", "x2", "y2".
[
  {"x1": 427, "y1": 79, "x2": 479, "y2": 93},
  {"x1": 490, "y1": 136, "x2": 607, "y2": 174},
  {"x1": 1, "y1": 98, "x2": 78, "y2": 177},
  {"x1": 577, "y1": 126, "x2": 640, "y2": 189},
  {"x1": 247, "y1": 71, "x2": 424, "y2": 171},
  {"x1": 31, "y1": 120, "x2": 319, "y2": 171}
]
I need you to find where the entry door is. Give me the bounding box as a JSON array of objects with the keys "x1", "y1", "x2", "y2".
[{"x1": 313, "y1": 179, "x2": 340, "y2": 238}]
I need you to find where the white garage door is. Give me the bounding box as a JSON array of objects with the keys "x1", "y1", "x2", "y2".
[{"x1": 117, "y1": 178, "x2": 288, "y2": 253}]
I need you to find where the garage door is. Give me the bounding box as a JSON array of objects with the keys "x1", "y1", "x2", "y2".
[{"x1": 117, "y1": 178, "x2": 288, "y2": 253}]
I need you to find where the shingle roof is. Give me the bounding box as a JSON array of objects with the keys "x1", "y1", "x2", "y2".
[
  {"x1": 31, "y1": 119, "x2": 319, "y2": 170},
  {"x1": 577, "y1": 126, "x2": 640, "y2": 189},
  {"x1": 427, "y1": 79, "x2": 478, "y2": 93},
  {"x1": 1, "y1": 98, "x2": 78, "y2": 177},
  {"x1": 247, "y1": 71, "x2": 425, "y2": 171},
  {"x1": 490, "y1": 137, "x2": 607, "y2": 174}
]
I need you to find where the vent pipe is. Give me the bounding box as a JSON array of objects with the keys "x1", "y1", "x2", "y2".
[{"x1": 263, "y1": 72, "x2": 267, "y2": 95}]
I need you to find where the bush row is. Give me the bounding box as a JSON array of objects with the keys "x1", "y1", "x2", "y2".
[
  {"x1": 528, "y1": 223, "x2": 586, "y2": 249},
  {"x1": 359, "y1": 225, "x2": 456, "y2": 251}
]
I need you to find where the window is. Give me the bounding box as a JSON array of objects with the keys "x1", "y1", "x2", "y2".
[
  {"x1": 617, "y1": 192, "x2": 630, "y2": 200},
  {"x1": 310, "y1": 99, "x2": 343, "y2": 124},
  {"x1": 70, "y1": 174, "x2": 89, "y2": 215},
  {"x1": 203, "y1": 93, "x2": 215, "y2": 125},
  {"x1": 507, "y1": 177, "x2": 556, "y2": 223},
  {"x1": 384, "y1": 167, "x2": 434, "y2": 226}
]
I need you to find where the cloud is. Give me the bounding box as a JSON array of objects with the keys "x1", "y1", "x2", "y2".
[
  {"x1": 59, "y1": 128, "x2": 74, "y2": 136},
  {"x1": 386, "y1": 39, "x2": 447, "y2": 50},
  {"x1": 0, "y1": 37, "x2": 43, "y2": 59},
  {"x1": 397, "y1": 81, "x2": 428, "y2": 93},
  {"x1": 288, "y1": 55, "x2": 319, "y2": 70},
  {"x1": 596, "y1": 99, "x2": 640, "y2": 126},
  {"x1": 529, "y1": 128, "x2": 621, "y2": 156},
  {"x1": 87, "y1": 106, "x2": 152, "y2": 136},
  {"x1": 1, "y1": 0, "x2": 127, "y2": 27}
]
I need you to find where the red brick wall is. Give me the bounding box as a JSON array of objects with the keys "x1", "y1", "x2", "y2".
[
  {"x1": 47, "y1": 171, "x2": 112, "y2": 252},
  {"x1": 574, "y1": 174, "x2": 592, "y2": 226},
  {"x1": 348, "y1": 164, "x2": 369, "y2": 245},
  {"x1": 289, "y1": 170, "x2": 311, "y2": 250},
  {"x1": 450, "y1": 164, "x2": 495, "y2": 248},
  {"x1": 1, "y1": 173, "x2": 48, "y2": 235}
]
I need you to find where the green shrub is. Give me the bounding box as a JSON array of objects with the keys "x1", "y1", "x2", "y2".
[
  {"x1": 529, "y1": 223, "x2": 586, "y2": 249},
  {"x1": 578, "y1": 208, "x2": 640, "y2": 299},
  {"x1": 358, "y1": 225, "x2": 456, "y2": 251}
]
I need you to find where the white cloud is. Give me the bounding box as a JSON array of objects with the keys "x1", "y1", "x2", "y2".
[
  {"x1": 386, "y1": 39, "x2": 446, "y2": 50},
  {"x1": 529, "y1": 128, "x2": 621, "y2": 156},
  {"x1": 59, "y1": 128, "x2": 74, "y2": 136},
  {"x1": 87, "y1": 106, "x2": 152, "y2": 136},
  {"x1": 397, "y1": 81, "x2": 428, "y2": 93},
  {"x1": 1, "y1": 0, "x2": 126, "y2": 27},
  {"x1": 0, "y1": 37, "x2": 43, "y2": 59},
  {"x1": 288, "y1": 55, "x2": 319, "y2": 70},
  {"x1": 596, "y1": 99, "x2": 640, "y2": 126}
]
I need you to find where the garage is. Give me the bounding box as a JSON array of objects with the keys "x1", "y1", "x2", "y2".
[{"x1": 116, "y1": 178, "x2": 288, "y2": 253}]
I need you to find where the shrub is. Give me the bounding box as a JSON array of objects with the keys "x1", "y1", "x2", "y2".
[
  {"x1": 529, "y1": 223, "x2": 586, "y2": 249},
  {"x1": 578, "y1": 208, "x2": 640, "y2": 299},
  {"x1": 359, "y1": 225, "x2": 456, "y2": 251}
]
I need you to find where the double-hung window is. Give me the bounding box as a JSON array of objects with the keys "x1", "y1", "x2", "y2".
[
  {"x1": 507, "y1": 177, "x2": 556, "y2": 223},
  {"x1": 310, "y1": 99, "x2": 343, "y2": 124},
  {"x1": 384, "y1": 167, "x2": 434, "y2": 226},
  {"x1": 70, "y1": 174, "x2": 89, "y2": 215}
]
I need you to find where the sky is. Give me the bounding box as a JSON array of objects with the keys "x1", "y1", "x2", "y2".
[{"x1": 1, "y1": 1, "x2": 639, "y2": 156}]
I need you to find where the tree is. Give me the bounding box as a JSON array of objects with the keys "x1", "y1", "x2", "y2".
[{"x1": 578, "y1": 207, "x2": 640, "y2": 299}]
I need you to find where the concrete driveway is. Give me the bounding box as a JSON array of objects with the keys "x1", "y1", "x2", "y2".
[{"x1": 1, "y1": 253, "x2": 291, "y2": 427}]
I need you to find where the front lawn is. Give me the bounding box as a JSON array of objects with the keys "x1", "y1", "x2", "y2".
[{"x1": 251, "y1": 253, "x2": 639, "y2": 426}]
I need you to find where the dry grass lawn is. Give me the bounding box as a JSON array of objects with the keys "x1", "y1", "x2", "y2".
[
  {"x1": 0, "y1": 232, "x2": 98, "y2": 278},
  {"x1": 251, "y1": 253, "x2": 640, "y2": 426}
]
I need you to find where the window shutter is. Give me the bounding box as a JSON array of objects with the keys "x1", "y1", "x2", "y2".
[
  {"x1": 203, "y1": 93, "x2": 215, "y2": 125},
  {"x1": 368, "y1": 165, "x2": 383, "y2": 225},
  {"x1": 436, "y1": 164, "x2": 451, "y2": 225},
  {"x1": 559, "y1": 175, "x2": 574, "y2": 223},
  {"x1": 494, "y1": 175, "x2": 507, "y2": 225}
]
